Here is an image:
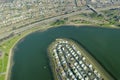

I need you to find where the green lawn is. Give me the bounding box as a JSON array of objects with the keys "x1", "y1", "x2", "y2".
[
  {"x1": 0, "y1": 24, "x2": 52, "y2": 80},
  {"x1": 0, "y1": 75, "x2": 5, "y2": 80},
  {"x1": 0, "y1": 35, "x2": 25, "y2": 80},
  {"x1": 0, "y1": 35, "x2": 21, "y2": 73},
  {"x1": 0, "y1": 60, "x2": 2, "y2": 72}
]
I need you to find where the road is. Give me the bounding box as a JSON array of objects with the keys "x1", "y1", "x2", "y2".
[{"x1": 0, "y1": 5, "x2": 120, "y2": 42}]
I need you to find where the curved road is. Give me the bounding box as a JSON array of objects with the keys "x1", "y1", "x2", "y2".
[{"x1": 0, "y1": 5, "x2": 120, "y2": 42}]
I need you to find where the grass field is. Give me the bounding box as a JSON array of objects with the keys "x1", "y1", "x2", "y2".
[
  {"x1": 0, "y1": 75, "x2": 5, "y2": 80},
  {"x1": 0, "y1": 36, "x2": 21, "y2": 80}
]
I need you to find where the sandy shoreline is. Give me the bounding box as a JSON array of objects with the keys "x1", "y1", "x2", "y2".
[
  {"x1": 5, "y1": 23, "x2": 62, "y2": 80},
  {"x1": 5, "y1": 24, "x2": 57, "y2": 80},
  {"x1": 5, "y1": 30, "x2": 36, "y2": 80}
]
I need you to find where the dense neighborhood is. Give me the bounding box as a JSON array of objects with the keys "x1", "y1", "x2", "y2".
[
  {"x1": 48, "y1": 38, "x2": 113, "y2": 80},
  {"x1": 0, "y1": 0, "x2": 120, "y2": 42},
  {"x1": 0, "y1": 0, "x2": 120, "y2": 28}
]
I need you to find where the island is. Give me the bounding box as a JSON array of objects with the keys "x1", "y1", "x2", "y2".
[{"x1": 48, "y1": 38, "x2": 114, "y2": 80}]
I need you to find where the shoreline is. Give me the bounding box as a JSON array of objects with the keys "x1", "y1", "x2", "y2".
[
  {"x1": 5, "y1": 24, "x2": 91, "y2": 80},
  {"x1": 47, "y1": 46, "x2": 58, "y2": 80},
  {"x1": 4, "y1": 23, "x2": 63, "y2": 80},
  {"x1": 3, "y1": 23, "x2": 119, "y2": 80},
  {"x1": 5, "y1": 29, "x2": 39, "y2": 80},
  {"x1": 5, "y1": 24, "x2": 57, "y2": 80}
]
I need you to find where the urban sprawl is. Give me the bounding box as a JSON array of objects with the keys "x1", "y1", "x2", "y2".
[
  {"x1": 0, "y1": 0, "x2": 120, "y2": 27},
  {"x1": 0, "y1": 0, "x2": 120, "y2": 42}
]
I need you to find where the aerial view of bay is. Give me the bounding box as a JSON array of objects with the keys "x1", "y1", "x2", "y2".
[{"x1": 10, "y1": 26, "x2": 120, "y2": 80}]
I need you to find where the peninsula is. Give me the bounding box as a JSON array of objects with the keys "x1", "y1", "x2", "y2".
[
  {"x1": 0, "y1": 0, "x2": 120, "y2": 80},
  {"x1": 48, "y1": 38, "x2": 114, "y2": 80}
]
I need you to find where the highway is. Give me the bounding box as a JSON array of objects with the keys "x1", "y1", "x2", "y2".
[{"x1": 0, "y1": 5, "x2": 120, "y2": 42}]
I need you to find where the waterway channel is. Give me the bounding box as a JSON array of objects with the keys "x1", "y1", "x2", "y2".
[{"x1": 10, "y1": 26, "x2": 120, "y2": 80}]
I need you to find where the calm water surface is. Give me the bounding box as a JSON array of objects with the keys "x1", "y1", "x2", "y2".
[{"x1": 11, "y1": 26, "x2": 120, "y2": 80}]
